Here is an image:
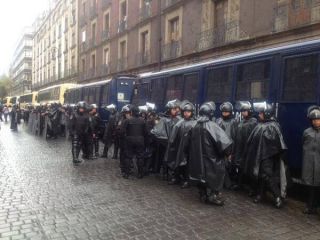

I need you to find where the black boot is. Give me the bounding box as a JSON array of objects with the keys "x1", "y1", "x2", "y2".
[
  {"x1": 112, "y1": 152, "x2": 118, "y2": 159},
  {"x1": 101, "y1": 146, "x2": 108, "y2": 158},
  {"x1": 94, "y1": 139, "x2": 99, "y2": 157}
]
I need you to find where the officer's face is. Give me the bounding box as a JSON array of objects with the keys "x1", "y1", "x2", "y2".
[
  {"x1": 183, "y1": 111, "x2": 192, "y2": 119},
  {"x1": 312, "y1": 119, "x2": 320, "y2": 129},
  {"x1": 79, "y1": 108, "x2": 85, "y2": 113},
  {"x1": 222, "y1": 111, "x2": 231, "y2": 117},
  {"x1": 259, "y1": 112, "x2": 265, "y2": 121},
  {"x1": 91, "y1": 108, "x2": 97, "y2": 114},
  {"x1": 241, "y1": 111, "x2": 249, "y2": 118},
  {"x1": 170, "y1": 108, "x2": 177, "y2": 117},
  {"x1": 125, "y1": 112, "x2": 131, "y2": 119}
]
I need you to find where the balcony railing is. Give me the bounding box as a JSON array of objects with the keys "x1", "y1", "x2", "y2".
[
  {"x1": 139, "y1": 4, "x2": 152, "y2": 21},
  {"x1": 136, "y1": 51, "x2": 150, "y2": 66},
  {"x1": 118, "y1": 19, "x2": 127, "y2": 34},
  {"x1": 79, "y1": 72, "x2": 87, "y2": 81},
  {"x1": 161, "y1": 40, "x2": 181, "y2": 61},
  {"x1": 117, "y1": 58, "x2": 127, "y2": 72},
  {"x1": 79, "y1": 16, "x2": 86, "y2": 27},
  {"x1": 100, "y1": 64, "x2": 110, "y2": 76},
  {"x1": 70, "y1": 40, "x2": 76, "y2": 49},
  {"x1": 80, "y1": 42, "x2": 87, "y2": 53},
  {"x1": 273, "y1": 0, "x2": 320, "y2": 33},
  {"x1": 102, "y1": 0, "x2": 111, "y2": 10},
  {"x1": 197, "y1": 21, "x2": 248, "y2": 52},
  {"x1": 89, "y1": 6, "x2": 98, "y2": 20},
  {"x1": 162, "y1": 0, "x2": 182, "y2": 10},
  {"x1": 88, "y1": 38, "x2": 97, "y2": 50},
  {"x1": 87, "y1": 68, "x2": 96, "y2": 79},
  {"x1": 102, "y1": 29, "x2": 110, "y2": 42}
]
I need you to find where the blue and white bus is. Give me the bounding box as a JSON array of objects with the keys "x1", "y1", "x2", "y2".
[{"x1": 132, "y1": 39, "x2": 320, "y2": 177}]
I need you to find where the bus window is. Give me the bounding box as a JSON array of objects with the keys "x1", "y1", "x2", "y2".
[
  {"x1": 206, "y1": 66, "x2": 233, "y2": 102},
  {"x1": 88, "y1": 88, "x2": 95, "y2": 104},
  {"x1": 102, "y1": 84, "x2": 110, "y2": 105},
  {"x1": 132, "y1": 83, "x2": 149, "y2": 105},
  {"x1": 282, "y1": 55, "x2": 318, "y2": 102},
  {"x1": 151, "y1": 78, "x2": 166, "y2": 106},
  {"x1": 95, "y1": 87, "x2": 100, "y2": 104},
  {"x1": 165, "y1": 75, "x2": 183, "y2": 102},
  {"x1": 236, "y1": 60, "x2": 270, "y2": 101},
  {"x1": 183, "y1": 73, "x2": 199, "y2": 103}
]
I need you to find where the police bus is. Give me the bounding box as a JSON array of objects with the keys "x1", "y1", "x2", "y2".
[
  {"x1": 37, "y1": 83, "x2": 78, "y2": 104},
  {"x1": 19, "y1": 92, "x2": 38, "y2": 109},
  {"x1": 64, "y1": 75, "x2": 136, "y2": 126},
  {"x1": 132, "y1": 39, "x2": 320, "y2": 178}
]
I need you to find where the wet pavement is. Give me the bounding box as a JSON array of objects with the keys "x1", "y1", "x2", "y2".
[{"x1": 0, "y1": 122, "x2": 319, "y2": 240}]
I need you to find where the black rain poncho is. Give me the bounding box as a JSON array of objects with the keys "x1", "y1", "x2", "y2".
[{"x1": 189, "y1": 116, "x2": 233, "y2": 192}]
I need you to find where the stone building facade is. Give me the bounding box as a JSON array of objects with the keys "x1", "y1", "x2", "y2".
[
  {"x1": 32, "y1": 0, "x2": 79, "y2": 90},
  {"x1": 30, "y1": 0, "x2": 320, "y2": 87}
]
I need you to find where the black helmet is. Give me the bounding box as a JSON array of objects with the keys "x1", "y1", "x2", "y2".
[
  {"x1": 235, "y1": 101, "x2": 252, "y2": 112},
  {"x1": 146, "y1": 102, "x2": 156, "y2": 112},
  {"x1": 165, "y1": 99, "x2": 181, "y2": 110},
  {"x1": 121, "y1": 104, "x2": 131, "y2": 113},
  {"x1": 90, "y1": 104, "x2": 98, "y2": 109},
  {"x1": 199, "y1": 102, "x2": 216, "y2": 119},
  {"x1": 181, "y1": 101, "x2": 195, "y2": 112},
  {"x1": 253, "y1": 102, "x2": 274, "y2": 120},
  {"x1": 77, "y1": 101, "x2": 87, "y2": 110},
  {"x1": 220, "y1": 102, "x2": 233, "y2": 112},
  {"x1": 308, "y1": 106, "x2": 320, "y2": 120},
  {"x1": 131, "y1": 105, "x2": 140, "y2": 117},
  {"x1": 106, "y1": 104, "x2": 116, "y2": 112}
]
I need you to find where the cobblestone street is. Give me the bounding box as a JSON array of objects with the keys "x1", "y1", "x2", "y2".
[{"x1": 0, "y1": 122, "x2": 319, "y2": 240}]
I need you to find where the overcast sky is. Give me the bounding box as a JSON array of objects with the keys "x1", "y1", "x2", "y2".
[{"x1": 0, "y1": 0, "x2": 49, "y2": 75}]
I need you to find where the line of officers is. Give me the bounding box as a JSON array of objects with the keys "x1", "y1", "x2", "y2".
[{"x1": 56, "y1": 99, "x2": 320, "y2": 212}]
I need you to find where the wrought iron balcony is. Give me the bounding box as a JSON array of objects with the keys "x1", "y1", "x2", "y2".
[
  {"x1": 117, "y1": 58, "x2": 128, "y2": 72},
  {"x1": 89, "y1": 6, "x2": 98, "y2": 20},
  {"x1": 100, "y1": 64, "x2": 110, "y2": 76},
  {"x1": 102, "y1": 29, "x2": 110, "y2": 42},
  {"x1": 102, "y1": 0, "x2": 111, "y2": 10},
  {"x1": 80, "y1": 42, "x2": 87, "y2": 53},
  {"x1": 273, "y1": 0, "x2": 320, "y2": 33},
  {"x1": 197, "y1": 21, "x2": 247, "y2": 52},
  {"x1": 161, "y1": 40, "x2": 181, "y2": 61},
  {"x1": 136, "y1": 51, "x2": 150, "y2": 66},
  {"x1": 79, "y1": 16, "x2": 86, "y2": 27},
  {"x1": 139, "y1": 4, "x2": 151, "y2": 21},
  {"x1": 162, "y1": 0, "x2": 182, "y2": 10},
  {"x1": 79, "y1": 72, "x2": 87, "y2": 82},
  {"x1": 118, "y1": 19, "x2": 127, "y2": 34},
  {"x1": 70, "y1": 40, "x2": 76, "y2": 49},
  {"x1": 87, "y1": 68, "x2": 96, "y2": 79},
  {"x1": 88, "y1": 38, "x2": 97, "y2": 50}
]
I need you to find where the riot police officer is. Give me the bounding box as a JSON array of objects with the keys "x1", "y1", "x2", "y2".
[
  {"x1": 70, "y1": 101, "x2": 92, "y2": 163},
  {"x1": 89, "y1": 104, "x2": 101, "y2": 159},
  {"x1": 244, "y1": 102, "x2": 287, "y2": 208},
  {"x1": 122, "y1": 105, "x2": 147, "y2": 179},
  {"x1": 102, "y1": 104, "x2": 120, "y2": 159}
]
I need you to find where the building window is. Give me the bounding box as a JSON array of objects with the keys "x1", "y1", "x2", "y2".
[
  {"x1": 141, "y1": 31, "x2": 149, "y2": 55},
  {"x1": 82, "y1": 1, "x2": 86, "y2": 16},
  {"x1": 91, "y1": 22, "x2": 96, "y2": 42},
  {"x1": 81, "y1": 58, "x2": 86, "y2": 72},
  {"x1": 91, "y1": 53, "x2": 96, "y2": 70},
  {"x1": 120, "y1": 0, "x2": 127, "y2": 21},
  {"x1": 169, "y1": 17, "x2": 179, "y2": 41},
  {"x1": 104, "y1": 13, "x2": 110, "y2": 31},
  {"x1": 103, "y1": 48, "x2": 109, "y2": 65},
  {"x1": 120, "y1": 40, "x2": 126, "y2": 59},
  {"x1": 71, "y1": 56, "x2": 75, "y2": 71},
  {"x1": 82, "y1": 30, "x2": 86, "y2": 42},
  {"x1": 214, "y1": 0, "x2": 228, "y2": 28}
]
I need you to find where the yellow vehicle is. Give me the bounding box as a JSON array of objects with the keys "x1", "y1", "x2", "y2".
[
  {"x1": 2, "y1": 97, "x2": 11, "y2": 106},
  {"x1": 37, "y1": 83, "x2": 78, "y2": 104},
  {"x1": 19, "y1": 92, "x2": 38, "y2": 109}
]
